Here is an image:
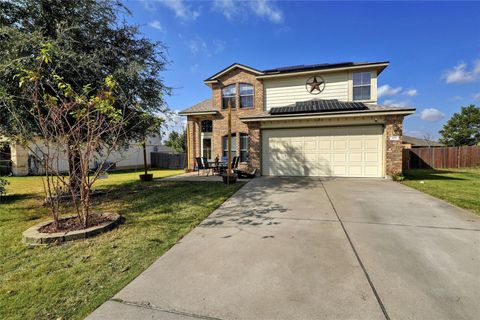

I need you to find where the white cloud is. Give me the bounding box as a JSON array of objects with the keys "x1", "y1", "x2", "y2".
[
  {"x1": 148, "y1": 20, "x2": 164, "y2": 32},
  {"x1": 161, "y1": 0, "x2": 200, "y2": 21},
  {"x1": 404, "y1": 89, "x2": 418, "y2": 97},
  {"x1": 378, "y1": 85, "x2": 402, "y2": 98},
  {"x1": 442, "y1": 60, "x2": 480, "y2": 83},
  {"x1": 450, "y1": 95, "x2": 463, "y2": 101},
  {"x1": 190, "y1": 63, "x2": 199, "y2": 73},
  {"x1": 187, "y1": 36, "x2": 208, "y2": 54},
  {"x1": 213, "y1": 0, "x2": 283, "y2": 23},
  {"x1": 382, "y1": 99, "x2": 412, "y2": 108},
  {"x1": 185, "y1": 36, "x2": 224, "y2": 57},
  {"x1": 213, "y1": 0, "x2": 238, "y2": 19},
  {"x1": 420, "y1": 108, "x2": 445, "y2": 122},
  {"x1": 473, "y1": 92, "x2": 480, "y2": 100},
  {"x1": 251, "y1": 0, "x2": 283, "y2": 23}
]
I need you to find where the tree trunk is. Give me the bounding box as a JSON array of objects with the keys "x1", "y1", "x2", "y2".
[{"x1": 68, "y1": 144, "x2": 82, "y2": 196}]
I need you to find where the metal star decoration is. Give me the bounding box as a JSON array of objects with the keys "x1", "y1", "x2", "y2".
[{"x1": 305, "y1": 76, "x2": 325, "y2": 95}]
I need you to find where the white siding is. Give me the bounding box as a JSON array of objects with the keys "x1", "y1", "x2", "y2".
[{"x1": 263, "y1": 70, "x2": 378, "y2": 110}]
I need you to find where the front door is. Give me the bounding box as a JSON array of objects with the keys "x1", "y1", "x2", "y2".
[{"x1": 202, "y1": 138, "x2": 212, "y2": 160}]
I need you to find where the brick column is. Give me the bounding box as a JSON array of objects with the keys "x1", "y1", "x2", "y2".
[
  {"x1": 385, "y1": 115, "x2": 404, "y2": 176},
  {"x1": 247, "y1": 122, "x2": 261, "y2": 173},
  {"x1": 10, "y1": 143, "x2": 29, "y2": 176},
  {"x1": 187, "y1": 118, "x2": 199, "y2": 171}
]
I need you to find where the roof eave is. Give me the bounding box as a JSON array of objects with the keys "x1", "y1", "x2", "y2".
[
  {"x1": 240, "y1": 108, "x2": 415, "y2": 122},
  {"x1": 178, "y1": 110, "x2": 219, "y2": 116},
  {"x1": 256, "y1": 62, "x2": 390, "y2": 79}
]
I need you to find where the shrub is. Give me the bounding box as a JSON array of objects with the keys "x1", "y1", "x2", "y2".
[
  {"x1": 391, "y1": 173, "x2": 405, "y2": 181},
  {"x1": 0, "y1": 177, "x2": 8, "y2": 197}
]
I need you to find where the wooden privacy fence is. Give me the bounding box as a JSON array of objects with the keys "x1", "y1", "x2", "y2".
[
  {"x1": 403, "y1": 146, "x2": 480, "y2": 169},
  {"x1": 151, "y1": 152, "x2": 186, "y2": 169}
]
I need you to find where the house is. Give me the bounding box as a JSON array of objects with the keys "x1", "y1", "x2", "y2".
[
  {"x1": 402, "y1": 135, "x2": 444, "y2": 149},
  {"x1": 179, "y1": 62, "x2": 415, "y2": 177},
  {"x1": 1, "y1": 135, "x2": 168, "y2": 176}
]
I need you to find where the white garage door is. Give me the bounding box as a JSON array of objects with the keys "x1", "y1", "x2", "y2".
[{"x1": 262, "y1": 125, "x2": 384, "y2": 177}]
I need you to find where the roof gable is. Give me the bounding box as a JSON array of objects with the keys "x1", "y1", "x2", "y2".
[{"x1": 204, "y1": 63, "x2": 264, "y2": 83}]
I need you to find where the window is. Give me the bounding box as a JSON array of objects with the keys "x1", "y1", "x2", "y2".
[
  {"x1": 353, "y1": 72, "x2": 371, "y2": 101},
  {"x1": 201, "y1": 120, "x2": 212, "y2": 132},
  {"x1": 240, "y1": 133, "x2": 249, "y2": 162},
  {"x1": 222, "y1": 84, "x2": 236, "y2": 109},
  {"x1": 222, "y1": 134, "x2": 237, "y2": 158},
  {"x1": 202, "y1": 138, "x2": 212, "y2": 160},
  {"x1": 239, "y1": 84, "x2": 254, "y2": 109}
]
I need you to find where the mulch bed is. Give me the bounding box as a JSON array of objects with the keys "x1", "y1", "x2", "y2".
[{"x1": 39, "y1": 214, "x2": 115, "y2": 234}]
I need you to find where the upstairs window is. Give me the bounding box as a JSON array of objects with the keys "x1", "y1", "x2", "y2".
[
  {"x1": 201, "y1": 120, "x2": 212, "y2": 132},
  {"x1": 222, "y1": 84, "x2": 236, "y2": 109},
  {"x1": 353, "y1": 72, "x2": 371, "y2": 101},
  {"x1": 239, "y1": 84, "x2": 254, "y2": 109}
]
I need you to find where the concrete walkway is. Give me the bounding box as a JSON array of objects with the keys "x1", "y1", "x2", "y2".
[{"x1": 88, "y1": 177, "x2": 480, "y2": 320}]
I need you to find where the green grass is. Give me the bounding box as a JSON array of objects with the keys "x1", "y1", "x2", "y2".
[
  {"x1": 0, "y1": 169, "x2": 243, "y2": 320},
  {"x1": 402, "y1": 168, "x2": 480, "y2": 215}
]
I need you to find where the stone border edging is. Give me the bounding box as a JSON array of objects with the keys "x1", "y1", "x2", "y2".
[{"x1": 22, "y1": 212, "x2": 122, "y2": 245}]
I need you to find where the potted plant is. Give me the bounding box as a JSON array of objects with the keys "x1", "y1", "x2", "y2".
[{"x1": 222, "y1": 172, "x2": 237, "y2": 184}]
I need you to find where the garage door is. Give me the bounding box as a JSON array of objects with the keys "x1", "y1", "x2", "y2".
[{"x1": 262, "y1": 125, "x2": 384, "y2": 177}]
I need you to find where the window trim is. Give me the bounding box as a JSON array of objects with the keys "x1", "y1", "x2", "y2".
[
  {"x1": 239, "y1": 133, "x2": 249, "y2": 162},
  {"x1": 238, "y1": 83, "x2": 254, "y2": 109},
  {"x1": 200, "y1": 120, "x2": 212, "y2": 133},
  {"x1": 352, "y1": 71, "x2": 372, "y2": 101},
  {"x1": 222, "y1": 133, "x2": 237, "y2": 159},
  {"x1": 222, "y1": 84, "x2": 237, "y2": 110}
]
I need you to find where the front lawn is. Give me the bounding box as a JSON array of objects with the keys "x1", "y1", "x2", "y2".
[
  {"x1": 0, "y1": 169, "x2": 243, "y2": 320},
  {"x1": 402, "y1": 168, "x2": 480, "y2": 215}
]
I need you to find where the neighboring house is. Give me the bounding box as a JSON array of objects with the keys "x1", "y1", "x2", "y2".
[
  {"x1": 179, "y1": 62, "x2": 415, "y2": 177},
  {"x1": 2, "y1": 135, "x2": 168, "y2": 176},
  {"x1": 402, "y1": 135, "x2": 444, "y2": 149}
]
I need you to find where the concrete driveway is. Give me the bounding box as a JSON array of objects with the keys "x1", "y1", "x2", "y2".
[{"x1": 87, "y1": 177, "x2": 480, "y2": 320}]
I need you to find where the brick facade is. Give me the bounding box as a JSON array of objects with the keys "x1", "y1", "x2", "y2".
[
  {"x1": 384, "y1": 115, "x2": 405, "y2": 176},
  {"x1": 187, "y1": 68, "x2": 264, "y2": 171}
]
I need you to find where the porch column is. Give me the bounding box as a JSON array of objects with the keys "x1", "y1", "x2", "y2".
[
  {"x1": 247, "y1": 122, "x2": 261, "y2": 173},
  {"x1": 187, "y1": 119, "x2": 200, "y2": 171}
]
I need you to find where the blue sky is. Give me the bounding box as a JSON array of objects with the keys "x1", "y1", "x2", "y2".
[{"x1": 124, "y1": 0, "x2": 480, "y2": 139}]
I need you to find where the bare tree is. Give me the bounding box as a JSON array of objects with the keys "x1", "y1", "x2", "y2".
[{"x1": 1, "y1": 42, "x2": 156, "y2": 229}]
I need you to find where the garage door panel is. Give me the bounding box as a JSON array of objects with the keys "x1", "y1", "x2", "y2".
[
  {"x1": 364, "y1": 152, "x2": 380, "y2": 162},
  {"x1": 318, "y1": 140, "x2": 331, "y2": 149},
  {"x1": 333, "y1": 140, "x2": 347, "y2": 150},
  {"x1": 262, "y1": 126, "x2": 383, "y2": 177},
  {"x1": 333, "y1": 153, "x2": 347, "y2": 162},
  {"x1": 349, "y1": 166, "x2": 363, "y2": 176},
  {"x1": 304, "y1": 141, "x2": 316, "y2": 150},
  {"x1": 349, "y1": 152, "x2": 363, "y2": 162},
  {"x1": 364, "y1": 139, "x2": 380, "y2": 150}
]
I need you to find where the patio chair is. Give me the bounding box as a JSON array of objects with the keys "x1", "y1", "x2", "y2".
[
  {"x1": 195, "y1": 157, "x2": 210, "y2": 176},
  {"x1": 202, "y1": 157, "x2": 213, "y2": 176},
  {"x1": 232, "y1": 156, "x2": 240, "y2": 170}
]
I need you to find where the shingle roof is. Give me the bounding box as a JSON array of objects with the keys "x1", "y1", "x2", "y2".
[
  {"x1": 403, "y1": 136, "x2": 444, "y2": 147},
  {"x1": 204, "y1": 61, "x2": 390, "y2": 82},
  {"x1": 178, "y1": 99, "x2": 216, "y2": 115},
  {"x1": 240, "y1": 99, "x2": 415, "y2": 120},
  {"x1": 270, "y1": 99, "x2": 369, "y2": 115},
  {"x1": 262, "y1": 61, "x2": 389, "y2": 75}
]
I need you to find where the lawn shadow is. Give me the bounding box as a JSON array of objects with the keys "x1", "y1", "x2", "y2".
[
  {"x1": 403, "y1": 169, "x2": 467, "y2": 181},
  {"x1": 0, "y1": 194, "x2": 33, "y2": 205}
]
